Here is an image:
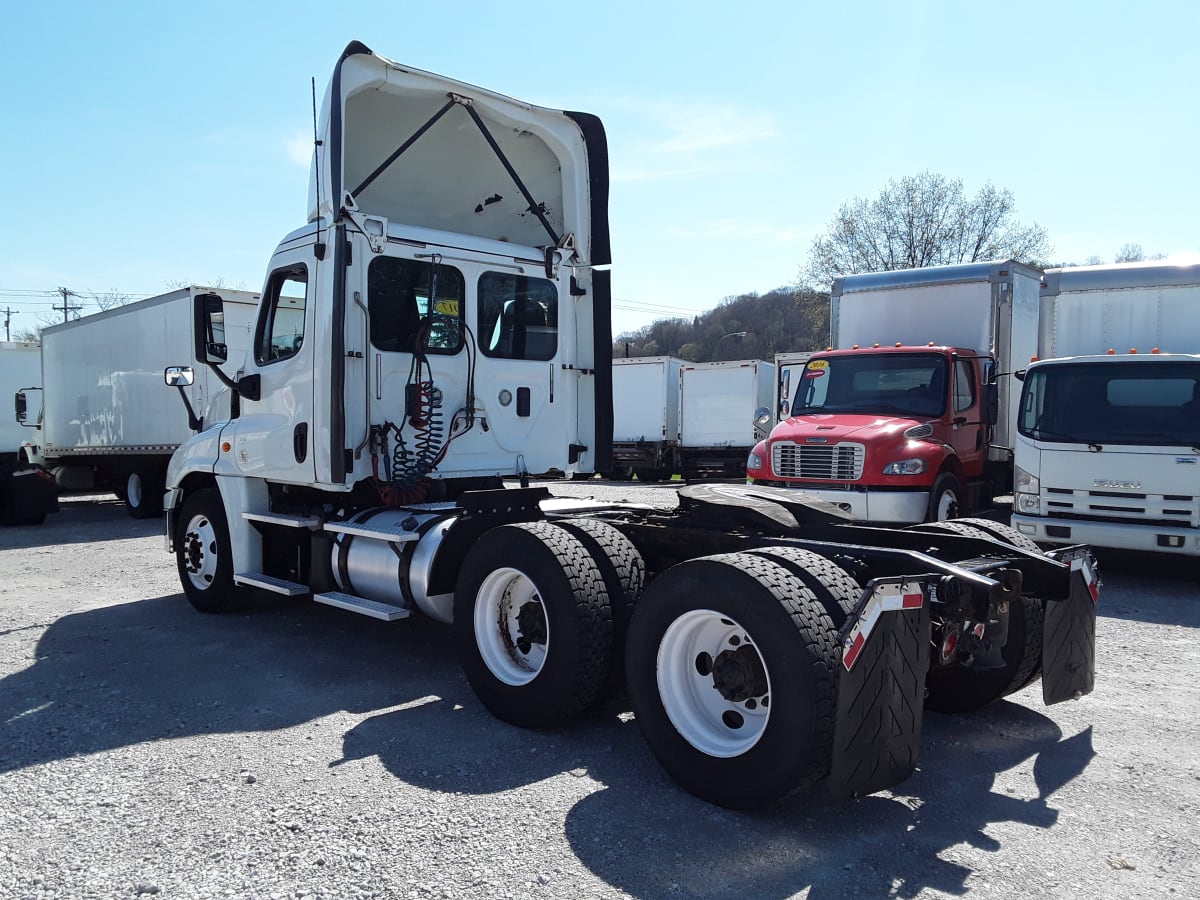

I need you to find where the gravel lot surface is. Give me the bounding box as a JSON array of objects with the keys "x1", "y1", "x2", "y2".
[{"x1": 1, "y1": 485, "x2": 1198, "y2": 900}]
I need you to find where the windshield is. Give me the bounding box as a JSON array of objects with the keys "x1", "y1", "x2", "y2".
[
  {"x1": 1019, "y1": 360, "x2": 1200, "y2": 447},
  {"x1": 790, "y1": 353, "x2": 948, "y2": 418}
]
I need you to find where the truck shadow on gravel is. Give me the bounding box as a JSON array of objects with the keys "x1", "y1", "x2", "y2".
[
  {"x1": 0, "y1": 593, "x2": 473, "y2": 774},
  {"x1": 0, "y1": 499, "x2": 158, "y2": 549},
  {"x1": 343, "y1": 692, "x2": 1094, "y2": 899}
]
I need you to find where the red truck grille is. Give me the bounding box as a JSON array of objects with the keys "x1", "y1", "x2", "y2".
[{"x1": 771, "y1": 441, "x2": 865, "y2": 480}]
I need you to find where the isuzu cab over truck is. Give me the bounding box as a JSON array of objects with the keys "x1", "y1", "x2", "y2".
[
  {"x1": 748, "y1": 261, "x2": 1042, "y2": 523},
  {"x1": 163, "y1": 44, "x2": 1096, "y2": 809},
  {"x1": 1012, "y1": 262, "x2": 1200, "y2": 555}
]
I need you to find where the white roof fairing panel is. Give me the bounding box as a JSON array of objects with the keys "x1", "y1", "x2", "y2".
[{"x1": 309, "y1": 42, "x2": 610, "y2": 266}]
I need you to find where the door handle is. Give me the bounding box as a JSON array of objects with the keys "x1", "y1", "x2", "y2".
[{"x1": 294, "y1": 422, "x2": 308, "y2": 463}]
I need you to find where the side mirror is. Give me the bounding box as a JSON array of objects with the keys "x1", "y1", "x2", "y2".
[
  {"x1": 165, "y1": 366, "x2": 195, "y2": 388},
  {"x1": 14, "y1": 391, "x2": 26, "y2": 424},
  {"x1": 981, "y1": 382, "x2": 999, "y2": 426},
  {"x1": 194, "y1": 292, "x2": 229, "y2": 364},
  {"x1": 753, "y1": 407, "x2": 773, "y2": 439}
]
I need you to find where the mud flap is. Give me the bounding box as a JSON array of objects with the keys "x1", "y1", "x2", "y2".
[
  {"x1": 1041, "y1": 548, "x2": 1098, "y2": 706},
  {"x1": 829, "y1": 579, "x2": 931, "y2": 799}
]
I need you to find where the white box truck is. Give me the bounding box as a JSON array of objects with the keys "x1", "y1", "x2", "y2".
[
  {"x1": 1012, "y1": 262, "x2": 1200, "y2": 556},
  {"x1": 609, "y1": 355, "x2": 683, "y2": 481},
  {"x1": 17, "y1": 287, "x2": 258, "y2": 518},
  {"x1": 158, "y1": 42, "x2": 1097, "y2": 809},
  {"x1": 1, "y1": 342, "x2": 57, "y2": 524},
  {"x1": 748, "y1": 261, "x2": 1042, "y2": 522},
  {"x1": 679, "y1": 359, "x2": 775, "y2": 479}
]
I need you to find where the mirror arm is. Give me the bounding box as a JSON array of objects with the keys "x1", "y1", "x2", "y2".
[
  {"x1": 173, "y1": 385, "x2": 203, "y2": 432},
  {"x1": 208, "y1": 364, "x2": 261, "y2": 403}
]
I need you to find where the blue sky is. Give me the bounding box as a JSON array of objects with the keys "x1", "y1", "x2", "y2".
[{"x1": 1, "y1": 0, "x2": 1196, "y2": 337}]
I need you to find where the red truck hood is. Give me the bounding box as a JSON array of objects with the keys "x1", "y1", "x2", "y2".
[{"x1": 771, "y1": 413, "x2": 922, "y2": 442}]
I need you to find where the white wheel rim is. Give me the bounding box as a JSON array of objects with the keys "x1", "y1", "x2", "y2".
[
  {"x1": 936, "y1": 489, "x2": 958, "y2": 520},
  {"x1": 657, "y1": 609, "x2": 771, "y2": 757},
  {"x1": 474, "y1": 567, "x2": 549, "y2": 686},
  {"x1": 127, "y1": 473, "x2": 143, "y2": 508},
  {"x1": 181, "y1": 513, "x2": 219, "y2": 591}
]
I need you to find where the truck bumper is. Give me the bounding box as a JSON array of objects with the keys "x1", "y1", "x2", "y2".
[
  {"x1": 760, "y1": 484, "x2": 930, "y2": 524},
  {"x1": 1012, "y1": 514, "x2": 1200, "y2": 556}
]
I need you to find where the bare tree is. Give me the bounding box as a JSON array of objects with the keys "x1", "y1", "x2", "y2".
[
  {"x1": 803, "y1": 171, "x2": 1052, "y2": 289},
  {"x1": 1114, "y1": 243, "x2": 1145, "y2": 264},
  {"x1": 91, "y1": 289, "x2": 133, "y2": 312}
]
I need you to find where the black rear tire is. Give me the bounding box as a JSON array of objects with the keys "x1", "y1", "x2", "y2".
[
  {"x1": 556, "y1": 519, "x2": 644, "y2": 691},
  {"x1": 453, "y1": 522, "x2": 613, "y2": 728},
  {"x1": 744, "y1": 546, "x2": 861, "y2": 628},
  {"x1": 625, "y1": 552, "x2": 838, "y2": 809},
  {"x1": 126, "y1": 467, "x2": 165, "y2": 519},
  {"x1": 951, "y1": 517, "x2": 1044, "y2": 554}
]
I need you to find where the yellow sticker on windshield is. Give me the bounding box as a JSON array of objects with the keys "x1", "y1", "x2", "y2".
[
  {"x1": 807, "y1": 359, "x2": 828, "y2": 369},
  {"x1": 434, "y1": 299, "x2": 460, "y2": 316}
]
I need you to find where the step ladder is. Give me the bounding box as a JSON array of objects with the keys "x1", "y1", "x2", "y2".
[{"x1": 235, "y1": 511, "x2": 413, "y2": 621}]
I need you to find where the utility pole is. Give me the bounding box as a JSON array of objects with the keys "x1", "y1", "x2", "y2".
[
  {"x1": 3, "y1": 307, "x2": 14, "y2": 341},
  {"x1": 54, "y1": 287, "x2": 83, "y2": 323}
]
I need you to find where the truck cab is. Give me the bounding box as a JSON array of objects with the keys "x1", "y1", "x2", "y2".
[
  {"x1": 1012, "y1": 351, "x2": 1200, "y2": 554},
  {"x1": 747, "y1": 344, "x2": 998, "y2": 523}
]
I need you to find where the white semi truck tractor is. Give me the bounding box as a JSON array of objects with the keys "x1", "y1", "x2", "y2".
[{"x1": 163, "y1": 42, "x2": 1098, "y2": 809}]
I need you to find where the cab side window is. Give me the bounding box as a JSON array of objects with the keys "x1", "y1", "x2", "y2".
[
  {"x1": 954, "y1": 359, "x2": 976, "y2": 413},
  {"x1": 368, "y1": 257, "x2": 464, "y2": 354},
  {"x1": 478, "y1": 272, "x2": 558, "y2": 360},
  {"x1": 256, "y1": 265, "x2": 307, "y2": 364}
]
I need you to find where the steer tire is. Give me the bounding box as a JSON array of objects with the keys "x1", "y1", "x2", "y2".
[
  {"x1": 914, "y1": 520, "x2": 1046, "y2": 712},
  {"x1": 175, "y1": 488, "x2": 243, "y2": 614},
  {"x1": 926, "y1": 472, "x2": 963, "y2": 522},
  {"x1": 625, "y1": 552, "x2": 838, "y2": 809},
  {"x1": 744, "y1": 546, "x2": 861, "y2": 628},
  {"x1": 453, "y1": 522, "x2": 613, "y2": 728},
  {"x1": 556, "y1": 519, "x2": 645, "y2": 692}
]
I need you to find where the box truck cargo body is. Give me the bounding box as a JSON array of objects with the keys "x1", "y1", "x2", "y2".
[
  {"x1": 610, "y1": 356, "x2": 683, "y2": 480},
  {"x1": 19, "y1": 287, "x2": 258, "y2": 517},
  {"x1": 1012, "y1": 262, "x2": 1200, "y2": 555},
  {"x1": 679, "y1": 359, "x2": 774, "y2": 479},
  {"x1": 749, "y1": 261, "x2": 1042, "y2": 522}
]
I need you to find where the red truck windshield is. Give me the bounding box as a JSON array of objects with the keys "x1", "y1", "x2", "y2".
[{"x1": 791, "y1": 352, "x2": 948, "y2": 419}]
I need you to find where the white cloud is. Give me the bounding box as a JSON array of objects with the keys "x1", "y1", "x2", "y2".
[
  {"x1": 285, "y1": 131, "x2": 314, "y2": 168},
  {"x1": 606, "y1": 98, "x2": 778, "y2": 184}
]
